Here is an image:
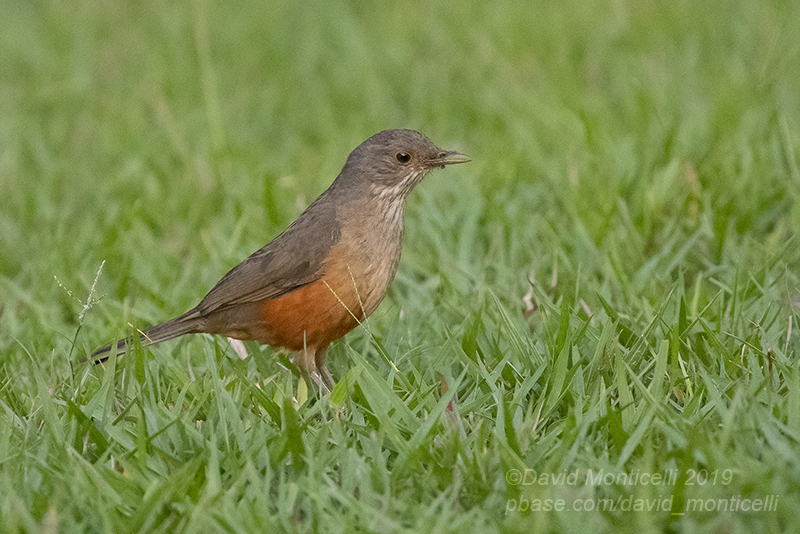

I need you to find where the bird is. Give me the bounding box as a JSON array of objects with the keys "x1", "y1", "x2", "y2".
[{"x1": 91, "y1": 129, "x2": 470, "y2": 388}]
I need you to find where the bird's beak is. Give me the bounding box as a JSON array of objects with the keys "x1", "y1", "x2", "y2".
[{"x1": 430, "y1": 150, "x2": 471, "y2": 168}]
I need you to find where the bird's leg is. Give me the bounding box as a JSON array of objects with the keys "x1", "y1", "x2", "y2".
[
  {"x1": 314, "y1": 346, "x2": 335, "y2": 393},
  {"x1": 307, "y1": 368, "x2": 332, "y2": 396},
  {"x1": 319, "y1": 364, "x2": 335, "y2": 392},
  {"x1": 295, "y1": 345, "x2": 334, "y2": 395}
]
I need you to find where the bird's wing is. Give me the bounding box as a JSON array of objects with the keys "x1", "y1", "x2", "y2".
[{"x1": 196, "y1": 197, "x2": 341, "y2": 315}]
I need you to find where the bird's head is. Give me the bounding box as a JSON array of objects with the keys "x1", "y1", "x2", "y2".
[{"x1": 340, "y1": 129, "x2": 470, "y2": 199}]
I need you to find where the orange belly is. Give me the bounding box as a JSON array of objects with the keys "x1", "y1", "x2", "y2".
[
  {"x1": 256, "y1": 275, "x2": 365, "y2": 352},
  {"x1": 200, "y1": 243, "x2": 392, "y2": 373}
]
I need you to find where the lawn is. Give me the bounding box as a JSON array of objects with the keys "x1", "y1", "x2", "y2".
[{"x1": 2, "y1": 0, "x2": 800, "y2": 532}]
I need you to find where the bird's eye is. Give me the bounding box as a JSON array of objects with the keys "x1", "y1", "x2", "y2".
[{"x1": 396, "y1": 152, "x2": 412, "y2": 164}]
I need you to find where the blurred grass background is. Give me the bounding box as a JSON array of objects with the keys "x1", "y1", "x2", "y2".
[{"x1": 2, "y1": 0, "x2": 800, "y2": 532}]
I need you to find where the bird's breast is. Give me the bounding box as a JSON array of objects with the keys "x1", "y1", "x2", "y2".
[{"x1": 325, "y1": 200, "x2": 405, "y2": 318}]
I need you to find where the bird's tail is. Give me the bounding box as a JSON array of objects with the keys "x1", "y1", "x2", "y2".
[{"x1": 88, "y1": 308, "x2": 203, "y2": 363}]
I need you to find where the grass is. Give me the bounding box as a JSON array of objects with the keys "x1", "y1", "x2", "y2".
[{"x1": 2, "y1": 0, "x2": 800, "y2": 532}]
